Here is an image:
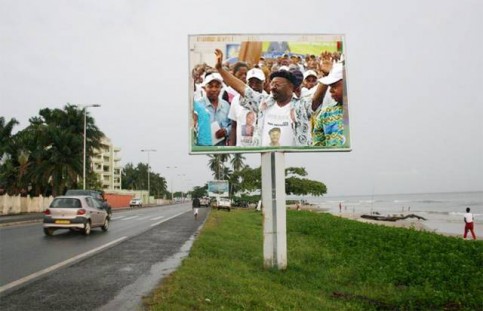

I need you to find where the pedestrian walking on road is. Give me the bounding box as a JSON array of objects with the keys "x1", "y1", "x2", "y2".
[
  {"x1": 463, "y1": 207, "x2": 477, "y2": 240},
  {"x1": 192, "y1": 196, "x2": 201, "y2": 220}
]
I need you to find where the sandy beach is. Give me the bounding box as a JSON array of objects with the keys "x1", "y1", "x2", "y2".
[{"x1": 288, "y1": 204, "x2": 481, "y2": 240}]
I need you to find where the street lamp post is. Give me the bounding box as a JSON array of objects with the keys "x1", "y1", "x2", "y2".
[
  {"x1": 82, "y1": 104, "x2": 101, "y2": 190},
  {"x1": 166, "y1": 166, "x2": 177, "y2": 202},
  {"x1": 177, "y1": 174, "x2": 186, "y2": 202},
  {"x1": 141, "y1": 149, "x2": 157, "y2": 203}
]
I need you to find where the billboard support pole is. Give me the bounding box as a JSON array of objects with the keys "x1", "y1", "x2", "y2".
[{"x1": 261, "y1": 152, "x2": 287, "y2": 270}]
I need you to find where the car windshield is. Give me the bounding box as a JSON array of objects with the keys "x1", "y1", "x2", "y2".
[{"x1": 50, "y1": 198, "x2": 82, "y2": 208}]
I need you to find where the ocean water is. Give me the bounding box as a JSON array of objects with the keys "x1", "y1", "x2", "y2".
[{"x1": 300, "y1": 191, "x2": 483, "y2": 237}]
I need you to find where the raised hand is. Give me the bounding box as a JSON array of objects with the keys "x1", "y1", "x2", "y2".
[
  {"x1": 319, "y1": 51, "x2": 333, "y2": 76},
  {"x1": 214, "y1": 49, "x2": 224, "y2": 70}
]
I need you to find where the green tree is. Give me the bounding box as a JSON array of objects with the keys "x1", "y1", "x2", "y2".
[
  {"x1": 285, "y1": 167, "x2": 327, "y2": 196},
  {"x1": 122, "y1": 163, "x2": 139, "y2": 190},
  {"x1": 207, "y1": 154, "x2": 231, "y2": 180},
  {"x1": 0, "y1": 104, "x2": 104, "y2": 196},
  {"x1": 235, "y1": 166, "x2": 262, "y2": 193},
  {"x1": 121, "y1": 162, "x2": 168, "y2": 198},
  {"x1": 190, "y1": 185, "x2": 208, "y2": 198},
  {"x1": 0, "y1": 117, "x2": 19, "y2": 194},
  {"x1": 34, "y1": 105, "x2": 103, "y2": 195},
  {"x1": 230, "y1": 165, "x2": 327, "y2": 197},
  {"x1": 230, "y1": 154, "x2": 246, "y2": 172},
  {"x1": 0, "y1": 116, "x2": 19, "y2": 158}
]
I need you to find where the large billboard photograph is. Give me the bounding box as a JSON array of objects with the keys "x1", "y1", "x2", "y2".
[
  {"x1": 189, "y1": 34, "x2": 350, "y2": 154},
  {"x1": 207, "y1": 180, "x2": 229, "y2": 197}
]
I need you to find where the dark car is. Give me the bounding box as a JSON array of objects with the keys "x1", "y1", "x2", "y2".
[{"x1": 64, "y1": 189, "x2": 112, "y2": 217}]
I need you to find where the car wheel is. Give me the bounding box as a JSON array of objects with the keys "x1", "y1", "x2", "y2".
[
  {"x1": 83, "y1": 221, "x2": 91, "y2": 235},
  {"x1": 101, "y1": 218, "x2": 109, "y2": 232},
  {"x1": 43, "y1": 228, "x2": 54, "y2": 236}
]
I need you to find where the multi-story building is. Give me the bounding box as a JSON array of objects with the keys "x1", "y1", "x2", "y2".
[{"x1": 92, "y1": 136, "x2": 122, "y2": 190}]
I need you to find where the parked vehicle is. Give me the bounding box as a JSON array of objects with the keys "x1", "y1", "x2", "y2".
[
  {"x1": 43, "y1": 195, "x2": 110, "y2": 236},
  {"x1": 216, "y1": 197, "x2": 231, "y2": 211},
  {"x1": 64, "y1": 189, "x2": 112, "y2": 217},
  {"x1": 199, "y1": 197, "x2": 210, "y2": 207},
  {"x1": 129, "y1": 198, "x2": 143, "y2": 208}
]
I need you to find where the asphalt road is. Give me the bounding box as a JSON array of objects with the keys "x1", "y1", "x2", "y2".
[{"x1": 0, "y1": 203, "x2": 209, "y2": 310}]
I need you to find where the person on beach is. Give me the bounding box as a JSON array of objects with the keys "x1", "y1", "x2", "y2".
[
  {"x1": 463, "y1": 207, "x2": 476, "y2": 240},
  {"x1": 192, "y1": 196, "x2": 201, "y2": 220}
]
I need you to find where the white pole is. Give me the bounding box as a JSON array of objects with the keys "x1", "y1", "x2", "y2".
[
  {"x1": 82, "y1": 104, "x2": 100, "y2": 190},
  {"x1": 142, "y1": 149, "x2": 156, "y2": 204},
  {"x1": 166, "y1": 166, "x2": 177, "y2": 202},
  {"x1": 83, "y1": 109, "x2": 87, "y2": 190},
  {"x1": 262, "y1": 152, "x2": 287, "y2": 270}
]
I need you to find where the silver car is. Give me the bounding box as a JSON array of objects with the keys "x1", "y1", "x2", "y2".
[
  {"x1": 129, "y1": 198, "x2": 143, "y2": 208},
  {"x1": 43, "y1": 195, "x2": 110, "y2": 236}
]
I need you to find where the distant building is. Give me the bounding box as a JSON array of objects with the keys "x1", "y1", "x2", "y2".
[{"x1": 92, "y1": 136, "x2": 122, "y2": 190}]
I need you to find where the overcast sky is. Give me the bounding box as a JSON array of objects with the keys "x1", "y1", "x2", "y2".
[{"x1": 1, "y1": 0, "x2": 482, "y2": 196}]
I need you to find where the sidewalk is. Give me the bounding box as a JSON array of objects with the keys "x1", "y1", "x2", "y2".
[{"x1": 0, "y1": 212, "x2": 44, "y2": 226}]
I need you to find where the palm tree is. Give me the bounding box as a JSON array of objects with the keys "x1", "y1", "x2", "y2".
[
  {"x1": 207, "y1": 155, "x2": 221, "y2": 180},
  {"x1": 222, "y1": 166, "x2": 233, "y2": 181},
  {"x1": 1, "y1": 105, "x2": 104, "y2": 196},
  {"x1": 208, "y1": 154, "x2": 230, "y2": 180},
  {"x1": 34, "y1": 126, "x2": 83, "y2": 196},
  {"x1": 24, "y1": 105, "x2": 103, "y2": 195},
  {"x1": 0, "y1": 117, "x2": 19, "y2": 193},
  {"x1": 230, "y1": 154, "x2": 246, "y2": 172},
  {"x1": 0, "y1": 117, "x2": 19, "y2": 158},
  {"x1": 16, "y1": 150, "x2": 30, "y2": 194}
]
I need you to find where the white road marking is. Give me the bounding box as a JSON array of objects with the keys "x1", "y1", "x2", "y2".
[
  {"x1": 151, "y1": 216, "x2": 165, "y2": 220},
  {"x1": 150, "y1": 210, "x2": 190, "y2": 227},
  {"x1": 0, "y1": 236, "x2": 128, "y2": 294},
  {"x1": 121, "y1": 216, "x2": 140, "y2": 220},
  {"x1": 110, "y1": 216, "x2": 125, "y2": 220}
]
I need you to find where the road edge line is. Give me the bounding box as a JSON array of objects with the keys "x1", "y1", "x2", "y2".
[{"x1": 0, "y1": 236, "x2": 127, "y2": 294}]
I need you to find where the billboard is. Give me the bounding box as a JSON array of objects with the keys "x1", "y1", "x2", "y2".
[
  {"x1": 207, "y1": 180, "x2": 229, "y2": 197},
  {"x1": 189, "y1": 34, "x2": 351, "y2": 154}
]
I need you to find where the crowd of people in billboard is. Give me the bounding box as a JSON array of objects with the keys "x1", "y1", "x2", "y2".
[{"x1": 191, "y1": 47, "x2": 347, "y2": 149}]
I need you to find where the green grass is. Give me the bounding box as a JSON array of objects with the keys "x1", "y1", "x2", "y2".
[{"x1": 143, "y1": 209, "x2": 482, "y2": 310}]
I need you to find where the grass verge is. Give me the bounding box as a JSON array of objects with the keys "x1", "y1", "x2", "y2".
[{"x1": 143, "y1": 209, "x2": 482, "y2": 310}]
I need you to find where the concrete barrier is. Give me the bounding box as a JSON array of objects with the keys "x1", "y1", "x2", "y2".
[{"x1": 0, "y1": 195, "x2": 54, "y2": 215}]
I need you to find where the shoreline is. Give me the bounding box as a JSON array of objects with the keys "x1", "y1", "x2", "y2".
[{"x1": 288, "y1": 204, "x2": 480, "y2": 240}]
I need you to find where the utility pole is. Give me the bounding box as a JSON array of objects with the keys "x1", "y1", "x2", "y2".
[
  {"x1": 141, "y1": 149, "x2": 156, "y2": 203},
  {"x1": 82, "y1": 104, "x2": 101, "y2": 189}
]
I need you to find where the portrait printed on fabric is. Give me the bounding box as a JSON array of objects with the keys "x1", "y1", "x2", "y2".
[{"x1": 189, "y1": 34, "x2": 351, "y2": 154}]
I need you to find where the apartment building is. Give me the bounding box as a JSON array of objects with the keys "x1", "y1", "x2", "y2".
[{"x1": 92, "y1": 136, "x2": 122, "y2": 190}]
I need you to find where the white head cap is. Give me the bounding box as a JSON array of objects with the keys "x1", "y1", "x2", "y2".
[
  {"x1": 202, "y1": 73, "x2": 223, "y2": 86},
  {"x1": 247, "y1": 68, "x2": 265, "y2": 81},
  {"x1": 319, "y1": 63, "x2": 344, "y2": 85}
]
